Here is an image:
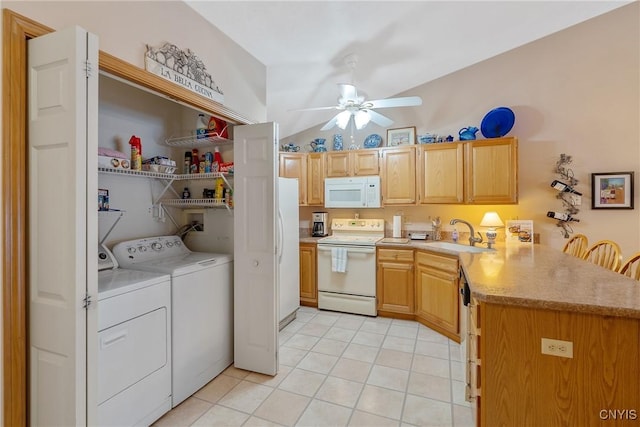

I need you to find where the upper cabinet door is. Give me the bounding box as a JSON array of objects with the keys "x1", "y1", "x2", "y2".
[
  {"x1": 326, "y1": 152, "x2": 350, "y2": 177},
  {"x1": 381, "y1": 146, "x2": 416, "y2": 205},
  {"x1": 279, "y1": 153, "x2": 307, "y2": 205},
  {"x1": 418, "y1": 143, "x2": 464, "y2": 204},
  {"x1": 465, "y1": 138, "x2": 518, "y2": 204},
  {"x1": 352, "y1": 151, "x2": 379, "y2": 176},
  {"x1": 306, "y1": 153, "x2": 325, "y2": 206},
  {"x1": 28, "y1": 26, "x2": 99, "y2": 426}
]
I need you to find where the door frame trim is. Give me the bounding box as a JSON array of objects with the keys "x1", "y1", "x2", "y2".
[
  {"x1": 2, "y1": 9, "x2": 252, "y2": 425},
  {"x1": 2, "y1": 10, "x2": 51, "y2": 426}
]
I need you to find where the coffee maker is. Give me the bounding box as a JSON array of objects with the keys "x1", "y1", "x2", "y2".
[{"x1": 312, "y1": 212, "x2": 329, "y2": 237}]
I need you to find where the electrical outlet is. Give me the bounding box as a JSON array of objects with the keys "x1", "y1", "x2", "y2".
[
  {"x1": 570, "y1": 194, "x2": 582, "y2": 206},
  {"x1": 541, "y1": 338, "x2": 573, "y2": 358}
]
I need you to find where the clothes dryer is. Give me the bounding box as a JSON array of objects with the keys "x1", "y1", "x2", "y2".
[
  {"x1": 112, "y1": 235, "x2": 233, "y2": 407},
  {"x1": 97, "y1": 266, "x2": 171, "y2": 426}
]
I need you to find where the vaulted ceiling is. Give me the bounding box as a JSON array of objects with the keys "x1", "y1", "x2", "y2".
[{"x1": 186, "y1": 1, "x2": 631, "y2": 138}]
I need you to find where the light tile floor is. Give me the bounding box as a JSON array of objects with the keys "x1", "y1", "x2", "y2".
[{"x1": 153, "y1": 307, "x2": 474, "y2": 427}]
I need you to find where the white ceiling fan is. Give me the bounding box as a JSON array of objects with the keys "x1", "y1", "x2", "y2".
[{"x1": 295, "y1": 54, "x2": 423, "y2": 131}]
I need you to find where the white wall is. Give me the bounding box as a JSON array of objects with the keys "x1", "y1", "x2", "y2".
[
  {"x1": 4, "y1": 0, "x2": 267, "y2": 123},
  {"x1": 293, "y1": 3, "x2": 640, "y2": 258}
]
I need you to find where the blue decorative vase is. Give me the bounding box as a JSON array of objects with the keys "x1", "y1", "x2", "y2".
[{"x1": 333, "y1": 134, "x2": 343, "y2": 151}]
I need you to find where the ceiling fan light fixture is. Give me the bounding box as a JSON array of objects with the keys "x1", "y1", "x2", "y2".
[
  {"x1": 354, "y1": 110, "x2": 371, "y2": 130},
  {"x1": 336, "y1": 111, "x2": 352, "y2": 130}
]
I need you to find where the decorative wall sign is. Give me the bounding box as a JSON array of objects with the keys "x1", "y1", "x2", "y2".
[{"x1": 145, "y1": 42, "x2": 224, "y2": 103}]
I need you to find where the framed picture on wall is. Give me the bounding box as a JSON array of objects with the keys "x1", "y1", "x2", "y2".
[
  {"x1": 591, "y1": 172, "x2": 634, "y2": 209},
  {"x1": 386, "y1": 126, "x2": 416, "y2": 146}
]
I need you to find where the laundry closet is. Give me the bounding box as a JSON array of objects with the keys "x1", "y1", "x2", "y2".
[
  {"x1": 25, "y1": 24, "x2": 281, "y2": 427},
  {"x1": 97, "y1": 74, "x2": 235, "y2": 251}
]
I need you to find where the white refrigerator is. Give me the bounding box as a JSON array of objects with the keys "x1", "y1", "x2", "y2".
[{"x1": 278, "y1": 177, "x2": 300, "y2": 329}]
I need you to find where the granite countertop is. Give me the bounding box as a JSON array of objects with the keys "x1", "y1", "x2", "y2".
[
  {"x1": 376, "y1": 238, "x2": 640, "y2": 319},
  {"x1": 302, "y1": 237, "x2": 640, "y2": 318}
]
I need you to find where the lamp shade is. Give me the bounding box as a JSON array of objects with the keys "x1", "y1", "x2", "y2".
[{"x1": 480, "y1": 211, "x2": 504, "y2": 228}]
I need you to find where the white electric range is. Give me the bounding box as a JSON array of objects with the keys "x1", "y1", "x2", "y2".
[{"x1": 317, "y1": 218, "x2": 384, "y2": 316}]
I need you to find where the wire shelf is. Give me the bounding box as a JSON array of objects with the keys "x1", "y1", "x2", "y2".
[
  {"x1": 98, "y1": 167, "x2": 177, "y2": 179},
  {"x1": 99, "y1": 167, "x2": 231, "y2": 181},
  {"x1": 161, "y1": 198, "x2": 227, "y2": 208},
  {"x1": 164, "y1": 133, "x2": 232, "y2": 148}
]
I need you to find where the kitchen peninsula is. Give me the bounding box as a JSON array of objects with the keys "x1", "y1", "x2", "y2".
[{"x1": 457, "y1": 243, "x2": 640, "y2": 427}]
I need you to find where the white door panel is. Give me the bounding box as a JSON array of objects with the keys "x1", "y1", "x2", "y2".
[
  {"x1": 28, "y1": 26, "x2": 98, "y2": 426},
  {"x1": 234, "y1": 122, "x2": 278, "y2": 375}
]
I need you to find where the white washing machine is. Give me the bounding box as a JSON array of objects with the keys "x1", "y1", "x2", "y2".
[
  {"x1": 97, "y1": 245, "x2": 171, "y2": 426},
  {"x1": 112, "y1": 236, "x2": 234, "y2": 407}
]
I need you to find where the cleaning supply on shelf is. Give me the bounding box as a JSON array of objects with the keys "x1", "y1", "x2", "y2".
[
  {"x1": 191, "y1": 148, "x2": 199, "y2": 174},
  {"x1": 199, "y1": 155, "x2": 206, "y2": 174},
  {"x1": 208, "y1": 116, "x2": 229, "y2": 139},
  {"x1": 214, "y1": 178, "x2": 224, "y2": 200},
  {"x1": 182, "y1": 187, "x2": 191, "y2": 199},
  {"x1": 128, "y1": 135, "x2": 142, "y2": 170},
  {"x1": 196, "y1": 113, "x2": 208, "y2": 139},
  {"x1": 183, "y1": 151, "x2": 192, "y2": 174},
  {"x1": 213, "y1": 147, "x2": 223, "y2": 167}
]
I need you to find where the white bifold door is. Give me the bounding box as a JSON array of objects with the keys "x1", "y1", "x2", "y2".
[
  {"x1": 233, "y1": 122, "x2": 279, "y2": 375},
  {"x1": 28, "y1": 26, "x2": 99, "y2": 425}
]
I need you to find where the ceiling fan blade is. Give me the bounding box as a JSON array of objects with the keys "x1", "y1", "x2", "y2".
[
  {"x1": 289, "y1": 105, "x2": 339, "y2": 112},
  {"x1": 320, "y1": 112, "x2": 343, "y2": 131},
  {"x1": 368, "y1": 96, "x2": 423, "y2": 109},
  {"x1": 338, "y1": 83, "x2": 358, "y2": 103},
  {"x1": 367, "y1": 110, "x2": 394, "y2": 128}
]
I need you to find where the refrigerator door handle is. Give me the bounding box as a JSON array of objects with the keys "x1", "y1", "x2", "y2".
[{"x1": 277, "y1": 209, "x2": 284, "y2": 263}]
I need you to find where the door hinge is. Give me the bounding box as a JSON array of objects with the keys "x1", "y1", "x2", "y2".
[
  {"x1": 84, "y1": 60, "x2": 94, "y2": 78},
  {"x1": 83, "y1": 293, "x2": 92, "y2": 309}
]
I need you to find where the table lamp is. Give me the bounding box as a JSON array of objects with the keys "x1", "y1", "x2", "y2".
[{"x1": 480, "y1": 211, "x2": 504, "y2": 249}]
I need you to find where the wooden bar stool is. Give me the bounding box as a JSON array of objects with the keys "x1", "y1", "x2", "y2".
[
  {"x1": 582, "y1": 240, "x2": 622, "y2": 272},
  {"x1": 618, "y1": 252, "x2": 640, "y2": 280},
  {"x1": 562, "y1": 234, "x2": 588, "y2": 258}
]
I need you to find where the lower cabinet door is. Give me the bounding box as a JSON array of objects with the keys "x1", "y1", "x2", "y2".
[{"x1": 415, "y1": 264, "x2": 459, "y2": 337}]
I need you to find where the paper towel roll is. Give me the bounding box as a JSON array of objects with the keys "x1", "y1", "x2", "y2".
[{"x1": 393, "y1": 215, "x2": 402, "y2": 238}]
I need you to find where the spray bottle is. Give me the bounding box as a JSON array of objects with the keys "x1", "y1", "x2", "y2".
[{"x1": 128, "y1": 135, "x2": 142, "y2": 170}]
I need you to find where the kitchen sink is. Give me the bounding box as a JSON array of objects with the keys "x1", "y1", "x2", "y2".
[{"x1": 424, "y1": 241, "x2": 493, "y2": 253}]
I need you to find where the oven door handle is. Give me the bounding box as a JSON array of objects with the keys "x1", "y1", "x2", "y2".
[{"x1": 317, "y1": 246, "x2": 376, "y2": 254}]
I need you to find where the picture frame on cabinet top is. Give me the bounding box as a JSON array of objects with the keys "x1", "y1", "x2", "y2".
[{"x1": 387, "y1": 126, "x2": 416, "y2": 146}]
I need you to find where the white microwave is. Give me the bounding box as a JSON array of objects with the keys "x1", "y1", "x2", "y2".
[{"x1": 324, "y1": 176, "x2": 381, "y2": 208}]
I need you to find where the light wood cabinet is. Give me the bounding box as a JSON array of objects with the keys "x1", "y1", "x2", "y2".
[
  {"x1": 376, "y1": 248, "x2": 415, "y2": 317},
  {"x1": 306, "y1": 153, "x2": 325, "y2": 206},
  {"x1": 279, "y1": 153, "x2": 307, "y2": 205},
  {"x1": 417, "y1": 143, "x2": 464, "y2": 204},
  {"x1": 326, "y1": 150, "x2": 379, "y2": 177},
  {"x1": 415, "y1": 251, "x2": 460, "y2": 341},
  {"x1": 380, "y1": 146, "x2": 416, "y2": 205},
  {"x1": 278, "y1": 152, "x2": 324, "y2": 206},
  {"x1": 299, "y1": 242, "x2": 317, "y2": 307},
  {"x1": 465, "y1": 137, "x2": 518, "y2": 204},
  {"x1": 478, "y1": 301, "x2": 640, "y2": 427}
]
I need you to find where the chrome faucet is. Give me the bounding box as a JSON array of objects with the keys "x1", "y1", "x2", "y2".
[{"x1": 450, "y1": 218, "x2": 483, "y2": 246}]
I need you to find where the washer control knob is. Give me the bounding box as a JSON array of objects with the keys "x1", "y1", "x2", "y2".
[
  {"x1": 139, "y1": 246, "x2": 147, "y2": 252},
  {"x1": 127, "y1": 247, "x2": 136, "y2": 254},
  {"x1": 151, "y1": 242, "x2": 162, "y2": 251}
]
